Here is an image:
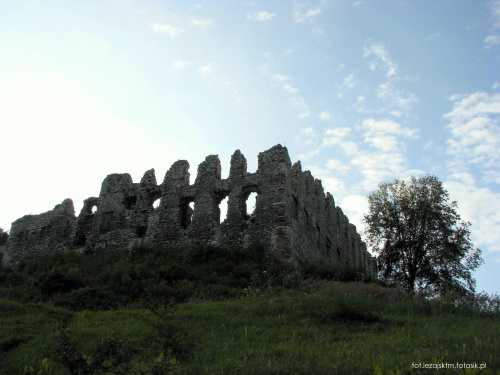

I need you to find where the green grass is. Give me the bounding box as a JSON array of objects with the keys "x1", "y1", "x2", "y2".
[
  {"x1": 1, "y1": 287, "x2": 498, "y2": 374},
  {"x1": 0, "y1": 244, "x2": 498, "y2": 374}
]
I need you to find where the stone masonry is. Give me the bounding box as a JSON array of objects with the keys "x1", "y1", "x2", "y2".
[{"x1": 3, "y1": 145, "x2": 377, "y2": 276}]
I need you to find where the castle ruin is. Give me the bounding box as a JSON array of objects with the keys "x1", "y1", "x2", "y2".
[{"x1": 3, "y1": 145, "x2": 377, "y2": 276}]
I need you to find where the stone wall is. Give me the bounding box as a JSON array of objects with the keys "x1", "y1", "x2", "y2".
[{"x1": 4, "y1": 145, "x2": 377, "y2": 276}]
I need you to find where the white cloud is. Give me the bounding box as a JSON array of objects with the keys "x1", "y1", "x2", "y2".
[
  {"x1": 363, "y1": 42, "x2": 398, "y2": 77},
  {"x1": 189, "y1": 18, "x2": 214, "y2": 28},
  {"x1": 283, "y1": 83, "x2": 299, "y2": 93},
  {"x1": 337, "y1": 194, "x2": 368, "y2": 232},
  {"x1": 361, "y1": 118, "x2": 418, "y2": 139},
  {"x1": 298, "y1": 148, "x2": 320, "y2": 159},
  {"x1": 271, "y1": 72, "x2": 309, "y2": 118},
  {"x1": 151, "y1": 24, "x2": 183, "y2": 38},
  {"x1": 322, "y1": 177, "x2": 347, "y2": 196},
  {"x1": 301, "y1": 127, "x2": 315, "y2": 136},
  {"x1": 290, "y1": 96, "x2": 310, "y2": 118},
  {"x1": 445, "y1": 178, "x2": 500, "y2": 253},
  {"x1": 444, "y1": 92, "x2": 500, "y2": 169},
  {"x1": 350, "y1": 151, "x2": 409, "y2": 191},
  {"x1": 325, "y1": 126, "x2": 352, "y2": 138},
  {"x1": 273, "y1": 73, "x2": 290, "y2": 81},
  {"x1": 171, "y1": 61, "x2": 190, "y2": 69},
  {"x1": 295, "y1": 127, "x2": 317, "y2": 146},
  {"x1": 484, "y1": 34, "x2": 500, "y2": 49},
  {"x1": 247, "y1": 11, "x2": 276, "y2": 21},
  {"x1": 326, "y1": 159, "x2": 350, "y2": 172},
  {"x1": 319, "y1": 111, "x2": 332, "y2": 120},
  {"x1": 322, "y1": 127, "x2": 354, "y2": 150},
  {"x1": 492, "y1": 0, "x2": 500, "y2": 29},
  {"x1": 198, "y1": 64, "x2": 215, "y2": 75},
  {"x1": 305, "y1": 166, "x2": 347, "y2": 196},
  {"x1": 343, "y1": 73, "x2": 355, "y2": 89},
  {"x1": 340, "y1": 141, "x2": 359, "y2": 156},
  {"x1": 376, "y1": 82, "x2": 418, "y2": 116},
  {"x1": 294, "y1": 3, "x2": 322, "y2": 24}
]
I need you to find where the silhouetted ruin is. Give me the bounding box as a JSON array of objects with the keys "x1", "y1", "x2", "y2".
[{"x1": 3, "y1": 145, "x2": 377, "y2": 276}]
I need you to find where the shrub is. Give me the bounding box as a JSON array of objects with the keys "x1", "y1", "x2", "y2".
[{"x1": 50, "y1": 330, "x2": 134, "y2": 375}]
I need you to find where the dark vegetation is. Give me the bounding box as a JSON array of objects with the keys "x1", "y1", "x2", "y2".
[
  {"x1": 364, "y1": 175, "x2": 483, "y2": 296},
  {"x1": 0, "y1": 243, "x2": 498, "y2": 374}
]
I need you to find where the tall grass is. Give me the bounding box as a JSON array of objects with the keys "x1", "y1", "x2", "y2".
[{"x1": 0, "y1": 244, "x2": 498, "y2": 374}]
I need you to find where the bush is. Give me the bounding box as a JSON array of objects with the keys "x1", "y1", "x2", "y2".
[
  {"x1": 36, "y1": 270, "x2": 83, "y2": 295},
  {"x1": 50, "y1": 330, "x2": 134, "y2": 375},
  {"x1": 303, "y1": 260, "x2": 373, "y2": 283}
]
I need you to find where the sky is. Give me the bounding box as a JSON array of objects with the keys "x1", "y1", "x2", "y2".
[{"x1": 0, "y1": 0, "x2": 499, "y2": 294}]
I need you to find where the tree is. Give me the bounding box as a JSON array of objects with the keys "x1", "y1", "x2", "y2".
[{"x1": 364, "y1": 175, "x2": 482, "y2": 295}]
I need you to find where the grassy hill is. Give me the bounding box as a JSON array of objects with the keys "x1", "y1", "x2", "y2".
[{"x1": 0, "y1": 243, "x2": 498, "y2": 374}]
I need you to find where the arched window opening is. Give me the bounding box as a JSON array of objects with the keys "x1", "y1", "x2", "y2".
[
  {"x1": 181, "y1": 198, "x2": 195, "y2": 229},
  {"x1": 218, "y1": 195, "x2": 229, "y2": 224},
  {"x1": 153, "y1": 197, "x2": 161, "y2": 210},
  {"x1": 246, "y1": 192, "x2": 257, "y2": 218},
  {"x1": 91, "y1": 205, "x2": 97, "y2": 214}
]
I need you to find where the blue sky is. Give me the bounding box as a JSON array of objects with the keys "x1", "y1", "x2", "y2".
[{"x1": 0, "y1": 0, "x2": 499, "y2": 294}]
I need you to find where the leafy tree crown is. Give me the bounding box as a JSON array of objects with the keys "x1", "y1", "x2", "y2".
[{"x1": 364, "y1": 175, "x2": 482, "y2": 295}]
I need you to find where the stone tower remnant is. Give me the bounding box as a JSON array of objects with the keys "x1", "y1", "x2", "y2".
[{"x1": 3, "y1": 145, "x2": 377, "y2": 276}]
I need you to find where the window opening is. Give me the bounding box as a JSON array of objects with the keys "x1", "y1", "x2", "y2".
[
  {"x1": 91, "y1": 205, "x2": 97, "y2": 214},
  {"x1": 124, "y1": 196, "x2": 137, "y2": 210},
  {"x1": 153, "y1": 197, "x2": 161, "y2": 210},
  {"x1": 181, "y1": 198, "x2": 195, "y2": 229},
  {"x1": 136, "y1": 226, "x2": 148, "y2": 238},
  {"x1": 218, "y1": 195, "x2": 229, "y2": 223},
  {"x1": 246, "y1": 192, "x2": 257, "y2": 218}
]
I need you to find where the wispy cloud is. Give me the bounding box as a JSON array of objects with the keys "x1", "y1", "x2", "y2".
[
  {"x1": 298, "y1": 149, "x2": 320, "y2": 159},
  {"x1": 273, "y1": 73, "x2": 290, "y2": 81},
  {"x1": 295, "y1": 127, "x2": 317, "y2": 147},
  {"x1": 492, "y1": 0, "x2": 500, "y2": 29},
  {"x1": 360, "y1": 118, "x2": 418, "y2": 152},
  {"x1": 272, "y1": 72, "x2": 309, "y2": 118},
  {"x1": 322, "y1": 127, "x2": 352, "y2": 148},
  {"x1": 484, "y1": 34, "x2": 500, "y2": 49},
  {"x1": 247, "y1": 11, "x2": 276, "y2": 21},
  {"x1": 343, "y1": 73, "x2": 356, "y2": 89},
  {"x1": 445, "y1": 175, "x2": 500, "y2": 253},
  {"x1": 376, "y1": 82, "x2": 418, "y2": 116},
  {"x1": 319, "y1": 111, "x2": 332, "y2": 120},
  {"x1": 289, "y1": 96, "x2": 310, "y2": 118},
  {"x1": 171, "y1": 61, "x2": 190, "y2": 69},
  {"x1": 293, "y1": 2, "x2": 322, "y2": 24},
  {"x1": 198, "y1": 64, "x2": 216, "y2": 75},
  {"x1": 363, "y1": 42, "x2": 398, "y2": 77},
  {"x1": 444, "y1": 92, "x2": 500, "y2": 173},
  {"x1": 151, "y1": 24, "x2": 183, "y2": 38},
  {"x1": 283, "y1": 83, "x2": 299, "y2": 94},
  {"x1": 189, "y1": 18, "x2": 214, "y2": 28},
  {"x1": 326, "y1": 159, "x2": 350, "y2": 173}
]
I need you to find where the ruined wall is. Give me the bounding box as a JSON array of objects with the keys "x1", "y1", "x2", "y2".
[
  {"x1": 4, "y1": 145, "x2": 377, "y2": 276},
  {"x1": 5, "y1": 199, "x2": 75, "y2": 264}
]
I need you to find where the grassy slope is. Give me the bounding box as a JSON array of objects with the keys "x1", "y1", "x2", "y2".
[
  {"x1": 0, "y1": 245, "x2": 498, "y2": 374},
  {"x1": 1, "y1": 286, "x2": 498, "y2": 374}
]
